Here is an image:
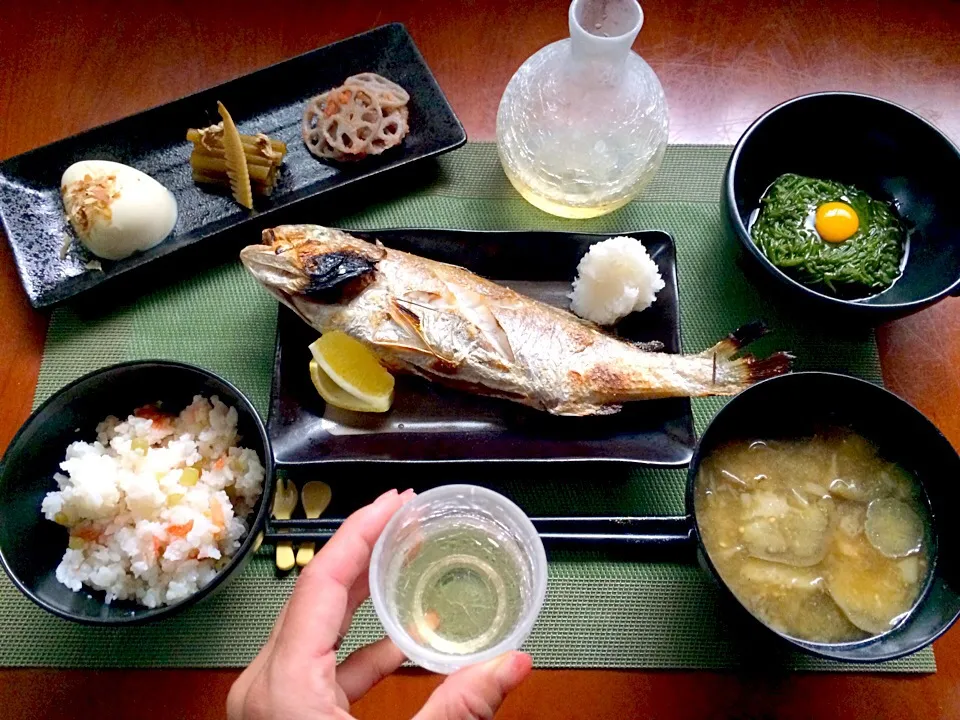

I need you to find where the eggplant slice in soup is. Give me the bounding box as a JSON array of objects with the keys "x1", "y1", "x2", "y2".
[
  {"x1": 865, "y1": 498, "x2": 925, "y2": 558},
  {"x1": 827, "y1": 436, "x2": 915, "y2": 503},
  {"x1": 738, "y1": 559, "x2": 862, "y2": 642},
  {"x1": 823, "y1": 531, "x2": 924, "y2": 635},
  {"x1": 740, "y1": 490, "x2": 832, "y2": 567}
]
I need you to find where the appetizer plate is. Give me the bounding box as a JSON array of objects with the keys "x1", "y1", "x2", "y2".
[
  {"x1": 0, "y1": 24, "x2": 465, "y2": 308},
  {"x1": 268, "y1": 229, "x2": 695, "y2": 466}
]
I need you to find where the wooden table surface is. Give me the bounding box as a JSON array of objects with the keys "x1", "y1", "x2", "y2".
[{"x1": 1, "y1": 1, "x2": 959, "y2": 718}]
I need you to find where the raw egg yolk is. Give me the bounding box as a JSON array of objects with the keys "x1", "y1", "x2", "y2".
[{"x1": 815, "y1": 202, "x2": 859, "y2": 243}]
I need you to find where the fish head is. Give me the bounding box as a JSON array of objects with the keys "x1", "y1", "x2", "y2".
[{"x1": 240, "y1": 225, "x2": 386, "y2": 305}]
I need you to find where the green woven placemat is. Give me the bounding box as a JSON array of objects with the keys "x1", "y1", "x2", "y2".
[{"x1": 0, "y1": 144, "x2": 934, "y2": 672}]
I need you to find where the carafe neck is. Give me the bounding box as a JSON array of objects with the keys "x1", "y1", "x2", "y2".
[{"x1": 568, "y1": 0, "x2": 643, "y2": 69}]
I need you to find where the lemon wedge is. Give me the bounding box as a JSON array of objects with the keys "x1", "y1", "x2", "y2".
[
  {"x1": 309, "y1": 360, "x2": 388, "y2": 412},
  {"x1": 308, "y1": 331, "x2": 394, "y2": 412}
]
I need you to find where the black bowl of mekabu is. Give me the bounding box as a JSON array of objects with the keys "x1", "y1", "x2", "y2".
[
  {"x1": 0, "y1": 361, "x2": 273, "y2": 624},
  {"x1": 687, "y1": 371, "x2": 960, "y2": 662},
  {"x1": 723, "y1": 92, "x2": 960, "y2": 322}
]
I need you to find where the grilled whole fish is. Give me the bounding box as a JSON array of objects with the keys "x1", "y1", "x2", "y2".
[{"x1": 241, "y1": 226, "x2": 792, "y2": 416}]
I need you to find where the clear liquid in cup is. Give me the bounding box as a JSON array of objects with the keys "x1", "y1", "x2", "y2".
[
  {"x1": 370, "y1": 484, "x2": 547, "y2": 673},
  {"x1": 392, "y1": 519, "x2": 526, "y2": 655}
]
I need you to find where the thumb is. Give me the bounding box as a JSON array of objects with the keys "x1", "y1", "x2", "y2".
[{"x1": 413, "y1": 652, "x2": 533, "y2": 720}]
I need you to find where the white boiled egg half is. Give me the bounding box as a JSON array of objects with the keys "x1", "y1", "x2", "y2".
[{"x1": 60, "y1": 160, "x2": 177, "y2": 260}]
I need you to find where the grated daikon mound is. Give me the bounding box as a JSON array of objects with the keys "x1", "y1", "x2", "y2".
[{"x1": 569, "y1": 236, "x2": 665, "y2": 325}]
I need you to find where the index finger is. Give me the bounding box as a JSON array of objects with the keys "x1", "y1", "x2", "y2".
[{"x1": 275, "y1": 488, "x2": 412, "y2": 660}]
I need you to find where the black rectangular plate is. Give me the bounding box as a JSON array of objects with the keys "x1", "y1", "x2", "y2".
[
  {"x1": 268, "y1": 229, "x2": 695, "y2": 467},
  {"x1": 0, "y1": 24, "x2": 466, "y2": 308}
]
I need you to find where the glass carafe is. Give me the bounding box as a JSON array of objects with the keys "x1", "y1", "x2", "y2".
[{"x1": 496, "y1": 0, "x2": 668, "y2": 219}]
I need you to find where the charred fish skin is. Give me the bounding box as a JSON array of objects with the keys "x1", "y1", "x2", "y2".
[{"x1": 241, "y1": 226, "x2": 793, "y2": 416}]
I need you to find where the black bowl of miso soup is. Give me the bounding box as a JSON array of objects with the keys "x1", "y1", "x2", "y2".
[
  {"x1": 723, "y1": 92, "x2": 960, "y2": 322},
  {"x1": 688, "y1": 372, "x2": 960, "y2": 662}
]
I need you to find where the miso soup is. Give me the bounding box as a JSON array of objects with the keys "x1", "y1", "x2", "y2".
[{"x1": 694, "y1": 430, "x2": 933, "y2": 643}]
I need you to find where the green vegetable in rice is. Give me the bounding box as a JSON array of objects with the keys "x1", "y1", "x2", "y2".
[{"x1": 750, "y1": 173, "x2": 906, "y2": 297}]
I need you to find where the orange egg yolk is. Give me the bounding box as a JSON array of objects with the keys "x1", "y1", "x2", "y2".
[{"x1": 815, "y1": 202, "x2": 859, "y2": 243}]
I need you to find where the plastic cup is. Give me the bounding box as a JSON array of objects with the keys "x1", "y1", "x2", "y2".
[{"x1": 369, "y1": 485, "x2": 548, "y2": 674}]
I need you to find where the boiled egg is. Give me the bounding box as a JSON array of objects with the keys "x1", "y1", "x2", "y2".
[
  {"x1": 60, "y1": 160, "x2": 177, "y2": 260},
  {"x1": 814, "y1": 201, "x2": 859, "y2": 243}
]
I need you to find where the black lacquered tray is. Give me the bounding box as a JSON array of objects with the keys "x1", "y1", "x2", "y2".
[
  {"x1": 0, "y1": 24, "x2": 465, "y2": 307},
  {"x1": 266, "y1": 228, "x2": 695, "y2": 468}
]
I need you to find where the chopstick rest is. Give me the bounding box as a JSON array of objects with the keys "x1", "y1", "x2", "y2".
[
  {"x1": 272, "y1": 476, "x2": 300, "y2": 571},
  {"x1": 296, "y1": 481, "x2": 333, "y2": 567}
]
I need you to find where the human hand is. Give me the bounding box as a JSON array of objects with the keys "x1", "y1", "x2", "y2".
[{"x1": 227, "y1": 488, "x2": 533, "y2": 720}]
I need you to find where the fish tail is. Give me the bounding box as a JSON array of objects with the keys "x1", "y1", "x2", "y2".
[
  {"x1": 575, "y1": 321, "x2": 793, "y2": 408},
  {"x1": 701, "y1": 321, "x2": 794, "y2": 389},
  {"x1": 709, "y1": 320, "x2": 771, "y2": 358}
]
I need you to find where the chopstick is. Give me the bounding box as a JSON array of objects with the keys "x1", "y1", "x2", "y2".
[{"x1": 263, "y1": 516, "x2": 694, "y2": 548}]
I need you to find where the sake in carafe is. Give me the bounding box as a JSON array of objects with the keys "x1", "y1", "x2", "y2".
[{"x1": 496, "y1": 0, "x2": 669, "y2": 218}]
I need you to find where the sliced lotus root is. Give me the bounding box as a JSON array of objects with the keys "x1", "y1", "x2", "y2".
[
  {"x1": 302, "y1": 86, "x2": 382, "y2": 160},
  {"x1": 302, "y1": 93, "x2": 338, "y2": 159},
  {"x1": 367, "y1": 105, "x2": 410, "y2": 155},
  {"x1": 322, "y1": 87, "x2": 382, "y2": 156},
  {"x1": 344, "y1": 73, "x2": 410, "y2": 109},
  {"x1": 303, "y1": 74, "x2": 411, "y2": 161}
]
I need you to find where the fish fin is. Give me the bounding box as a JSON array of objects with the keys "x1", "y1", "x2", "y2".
[
  {"x1": 403, "y1": 290, "x2": 445, "y2": 305},
  {"x1": 477, "y1": 308, "x2": 515, "y2": 365},
  {"x1": 386, "y1": 300, "x2": 428, "y2": 347},
  {"x1": 726, "y1": 351, "x2": 795, "y2": 384},
  {"x1": 386, "y1": 299, "x2": 454, "y2": 361},
  {"x1": 438, "y1": 281, "x2": 516, "y2": 366},
  {"x1": 702, "y1": 320, "x2": 771, "y2": 361},
  {"x1": 375, "y1": 339, "x2": 439, "y2": 357},
  {"x1": 700, "y1": 321, "x2": 794, "y2": 387},
  {"x1": 390, "y1": 297, "x2": 489, "y2": 372}
]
